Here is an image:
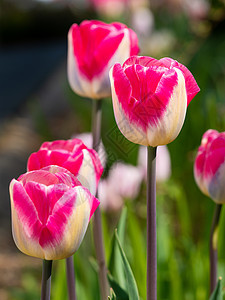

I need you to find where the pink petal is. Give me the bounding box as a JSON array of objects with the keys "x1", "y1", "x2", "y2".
[
  {"x1": 123, "y1": 56, "x2": 157, "y2": 68},
  {"x1": 19, "y1": 170, "x2": 59, "y2": 186},
  {"x1": 115, "y1": 63, "x2": 178, "y2": 130},
  {"x1": 10, "y1": 180, "x2": 42, "y2": 240},
  {"x1": 124, "y1": 56, "x2": 200, "y2": 106},
  {"x1": 72, "y1": 21, "x2": 123, "y2": 80},
  {"x1": 204, "y1": 137, "x2": 225, "y2": 177},
  {"x1": 39, "y1": 189, "x2": 77, "y2": 248},
  {"x1": 158, "y1": 57, "x2": 200, "y2": 105},
  {"x1": 89, "y1": 149, "x2": 104, "y2": 184},
  {"x1": 172, "y1": 63, "x2": 200, "y2": 105},
  {"x1": 128, "y1": 29, "x2": 140, "y2": 56}
]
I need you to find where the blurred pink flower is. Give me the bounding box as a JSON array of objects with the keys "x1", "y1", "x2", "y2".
[
  {"x1": 183, "y1": 0, "x2": 209, "y2": 20},
  {"x1": 89, "y1": 0, "x2": 128, "y2": 17},
  {"x1": 194, "y1": 129, "x2": 225, "y2": 203},
  {"x1": 99, "y1": 162, "x2": 143, "y2": 212},
  {"x1": 138, "y1": 145, "x2": 171, "y2": 182}
]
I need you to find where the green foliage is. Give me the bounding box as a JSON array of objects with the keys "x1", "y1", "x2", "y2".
[
  {"x1": 209, "y1": 278, "x2": 223, "y2": 300},
  {"x1": 114, "y1": 230, "x2": 139, "y2": 300}
]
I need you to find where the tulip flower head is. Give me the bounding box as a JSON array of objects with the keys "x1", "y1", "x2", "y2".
[
  {"x1": 109, "y1": 56, "x2": 200, "y2": 147},
  {"x1": 9, "y1": 166, "x2": 100, "y2": 260},
  {"x1": 27, "y1": 139, "x2": 103, "y2": 195},
  {"x1": 194, "y1": 129, "x2": 225, "y2": 203},
  {"x1": 67, "y1": 20, "x2": 139, "y2": 99}
]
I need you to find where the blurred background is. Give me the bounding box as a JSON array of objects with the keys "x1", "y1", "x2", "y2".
[{"x1": 1, "y1": 0, "x2": 225, "y2": 299}]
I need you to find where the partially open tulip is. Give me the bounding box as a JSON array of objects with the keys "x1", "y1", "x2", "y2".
[
  {"x1": 9, "y1": 166, "x2": 99, "y2": 260},
  {"x1": 67, "y1": 20, "x2": 139, "y2": 99},
  {"x1": 194, "y1": 129, "x2": 225, "y2": 203},
  {"x1": 27, "y1": 139, "x2": 103, "y2": 195},
  {"x1": 109, "y1": 56, "x2": 200, "y2": 147}
]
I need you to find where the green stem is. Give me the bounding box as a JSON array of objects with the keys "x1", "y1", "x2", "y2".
[
  {"x1": 209, "y1": 204, "x2": 222, "y2": 295},
  {"x1": 66, "y1": 256, "x2": 77, "y2": 300},
  {"x1": 41, "y1": 260, "x2": 52, "y2": 300},
  {"x1": 92, "y1": 99, "x2": 109, "y2": 300},
  {"x1": 147, "y1": 146, "x2": 157, "y2": 300}
]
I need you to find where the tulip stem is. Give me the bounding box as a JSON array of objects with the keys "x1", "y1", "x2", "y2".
[
  {"x1": 41, "y1": 259, "x2": 52, "y2": 300},
  {"x1": 209, "y1": 203, "x2": 222, "y2": 295},
  {"x1": 147, "y1": 146, "x2": 157, "y2": 300},
  {"x1": 66, "y1": 256, "x2": 77, "y2": 300},
  {"x1": 92, "y1": 99, "x2": 109, "y2": 300},
  {"x1": 92, "y1": 100, "x2": 102, "y2": 150}
]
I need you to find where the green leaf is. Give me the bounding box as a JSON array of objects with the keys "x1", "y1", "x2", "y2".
[
  {"x1": 109, "y1": 207, "x2": 127, "y2": 289},
  {"x1": 115, "y1": 230, "x2": 140, "y2": 300},
  {"x1": 209, "y1": 277, "x2": 223, "y2": 300},
  {"x1": 108, "y1": 288, "x2": 117, "y2": 300},
  {"x1": 107, "y1": 273, "x2": 129, "y2": 300}
]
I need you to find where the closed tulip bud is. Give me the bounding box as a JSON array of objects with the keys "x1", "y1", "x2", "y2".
[
  {"x1": 194, "y1": 129, "x2": 225, "y2": 203},
  {"x1": 27, "y1": 139, "x2": 103, "y2": 195},
  {"x1": 9, "y1": 166, "x2": 100, "y2": 260},
  {"x1": 109, "y1": 56, "x2": 200, "y2": 147},
  {"x1": 67, "y1": 20, "x2": 139, "y2": 99}
]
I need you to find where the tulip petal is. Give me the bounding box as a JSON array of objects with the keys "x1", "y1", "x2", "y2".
[
  {"x1": 123, "y1": 55, "x2": 157, "y2": 68},
  {"x1": 110, "y1": 63, "x2": 148, "y2": 145},
  {"x1": 42, "y1": 186, "x2": 99, "y2": 260},
  {"x1": 77, "y1": 149, "x2": 100, "y2": 195},
  {"x1": 124, "y1": 56, "x2": 200, "y2": 106},
  {"x1": 9, "y1": 179, "x2": 44, "y2": 258},
  {"x1": 146, "y1": 68, "x2": 187, "y2": 146}
]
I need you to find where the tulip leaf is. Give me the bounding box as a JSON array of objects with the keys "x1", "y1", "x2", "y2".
[
  {"x1": 107, "y1": 273, "x2": 129, "y2": 300},
  {"x1": 115, "y1": 230, "x2": 140, "y2": 300},
  {"x1": 108, "y1": 207, "x2": 127, "y2": 288},
  {"x1": 89, "y1": 256, "x2": 99, "y2": 273},
  {"x1": 209, "y1": 278, "x2": 223, "y2": 300}
]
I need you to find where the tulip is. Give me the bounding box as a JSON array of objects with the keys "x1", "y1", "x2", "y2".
[
  {"x1": 194, "y1": 129, "x2": 225, "y2": 203},
  {"x1": 27, "y1": 138, "x2": 103, "y2": 196},
  {"x1": 194, "y1": 129, "x2": 225, "y2": 294},
  {"x1": 9, "y1": 166, "x2": 100, "y2": 260},
  {"x1": 109, "y1": 55, "x2": 200, "y2": 147},
  {"x1": 67, "y1": 20, "x2": 139, "y2": 100}
]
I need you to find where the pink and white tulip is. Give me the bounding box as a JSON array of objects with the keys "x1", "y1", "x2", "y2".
[
  {"x1": 9, "y1": 166, "x2": 99, "y2": 260},
  {"x1": 27, "y1": 139, "x2": 103, "y2": 195},
  {"x1": 67, "y1": 20, "x2": 139, "y2": 99},
  {"x1": 194, "y1": 129, "x2": 225, "y2": 203},
  {"x1": 109, "y1": 56, "x2": 200, "y2": 147}
]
